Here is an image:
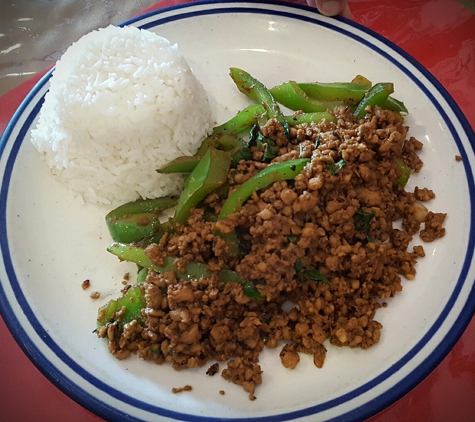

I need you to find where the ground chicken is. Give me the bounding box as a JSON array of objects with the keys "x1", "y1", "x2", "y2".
[{"x1": 97, "y1": 106, "x2": 446, "y2": 399}]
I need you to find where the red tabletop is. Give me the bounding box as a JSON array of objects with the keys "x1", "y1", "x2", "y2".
[{"x1": 1, "y1": 1, "x2": 474, "y2": 421}]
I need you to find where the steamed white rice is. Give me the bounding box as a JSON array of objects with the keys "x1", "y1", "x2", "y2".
[{"x1": 31, "y1": 25, "x2": 213, "y2": 205}]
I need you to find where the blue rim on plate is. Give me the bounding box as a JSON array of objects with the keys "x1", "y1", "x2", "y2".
[{"x1": 1, "y1": 1, "x2": 475, "y2": 421}]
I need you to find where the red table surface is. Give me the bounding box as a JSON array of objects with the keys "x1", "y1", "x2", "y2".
[{"x1": 1, "y1": 1, "x2": 474, "y2": 421}]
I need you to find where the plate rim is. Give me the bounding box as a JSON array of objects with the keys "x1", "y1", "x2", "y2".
[{"x1": 1, "y1": 1, "x2": 475, "y2": 421}]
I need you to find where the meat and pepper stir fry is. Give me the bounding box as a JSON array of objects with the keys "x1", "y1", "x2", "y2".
[{"x1": 95, "y1": 69, "x2": 446, "y2": 400}]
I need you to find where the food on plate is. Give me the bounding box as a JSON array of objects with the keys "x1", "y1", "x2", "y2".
[
  {"x1": 95, "y1": 69, "x2": 446, "y2": 400},
  {"x1": 30, "y1": 25, "x2": 212, "y2": 205}
]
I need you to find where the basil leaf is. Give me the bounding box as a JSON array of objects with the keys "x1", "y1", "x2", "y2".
[
  {"x1": 328, "y1": 159, "x2": 346, "y2": 175},
  {"x1": 248, "y1": 124, "x2": 264, "y2": 148},
  {"x1": 294, "y1": 259, "x2": 329, "y2": 284},
  {"x1": 287, "y1": 234, "x2": 296, "y2": 243},
  {"x1": 231, "y1": 145, "x2": 253, "y2": 166},
  {"x1": 294, "y1": 258, "x2": 305, "y2": 280},
  {"x1": 243, "y1": 282, "x2": 263, "y2": 300},
  {"x1": 354, "y1": 208, "x2": 376, "y2": 233},
  {"x1": 294, "y1": 258, "x2": 304, "y2": 272},
  {"x1": 304, "y1": 269, "x2": 330, "y2": 284},
  {"x1": 263, "y1": 139, "x2": 279, "y2": 162},
  {"x1": 315, "y1": 135, "x2": 322, "y2": 149}
]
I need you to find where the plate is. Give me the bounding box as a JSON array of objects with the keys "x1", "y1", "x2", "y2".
[{"x1": 1, "y1": 1, "x2": 475, "y2": 421}]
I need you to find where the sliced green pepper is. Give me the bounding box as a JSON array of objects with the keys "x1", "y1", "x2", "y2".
[
  {"x1": 157, "y1": 106, "x2": 265, "y2": 175},
  {"x1": 229, "y1": 67, "x2": 289, "y2": 139},
  {"x1": 351, "y1": 74, "x2": 372, "y2": 88},
  {"x1": 285, "y1": 111, "x2": 336, "y2": 126},
  {"x1": 218, "y1": 158, "x2": 310, "y2": 219},
  {"x1": 383, "y1": 96, "x2": 408, "y2": 114},
  {"x1": 215, "y1": 157, "x2": 309, "y2": 258},
  {"x1": 105, "y1": 197, "x2": 177, "y2": 243},
  {"x1": 300, "y1": 80, "x2": 406, "y2": 113},
  {"x1": 395, "y1": 159, "x2": 411, "y2": 186},
  {"x1": 136, "y1": 266, "x2": 149, "y2": 283},
  {"x1": 213, "y1": 104, "x2": 266, "y2": 135},
  {"x1": 97, "y1": 284, "x2": 146, "y2": 328},
  {"x1": 193, "y1": 106, "x2": 266, "y2": 158},
  {"x1": 107, "y1": 242, "x2": 212, "y2": 279},
  {"x1": 157, "y1": 155, "x2": 201, "y2": 174},
  {"x1": 142, "y1": 220, "x2": 173, "y2": 246},
  {"x1": 354, "y1": 83, "x2": 394, "y2": 121},
  {"x1": 107, "y1": 242, "x2": 260, "y2": 298},
  {"x1": 156, "y1": 134, "x2": 218, "y2": 175},
  {"x1": 270, "y1": 81, "x2": 337, "y2": 112},
  {"x1": 298, "y1": 82, "x2": 368, "y2": 105},
  {"x1": 158, "y1": 134, "x2": 243, "y2": 175},
  {"x1": 173, "y1": 147, "x2": 231, "y2": 226},
  {"x1": 216, "y1": 132, "x2": 245, "y2": 153}
]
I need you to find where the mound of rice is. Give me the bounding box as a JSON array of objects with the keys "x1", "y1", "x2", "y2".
[{"x1": 31, "y1": 25, "x2": 213, "y2": 205}]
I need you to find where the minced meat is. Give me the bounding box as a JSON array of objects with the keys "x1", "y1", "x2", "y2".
[{"x1": 97, "y1": 106, "x2": 446, "y2": 399}]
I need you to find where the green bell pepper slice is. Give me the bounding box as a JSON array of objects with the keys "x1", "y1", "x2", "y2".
[
  {"x1": 299, "y1": 81, "x2": 407, "y2": 113},
  {"x1": 107, "y1": 242, "x2": 261, "y2": 298},
  {"x1": 229, "y1": 67, "x2": 289, "y2": 139},
  {"x1": 298, "y1": 82, "x2": 368, "y2": 105},
  {"x1": 270, "y1": 80, "x2": 337, "y2": 113},
  {"x1": 107, "y1": 242, "x2": 212, "y2": 279},
  {"x1": 157, "y1": 105, "x2": 266, "y2": 175},
  {"x1": 105, "y1": 197, "x2": 177, "y2": 243},
  {"x1": 156, "y1": 155, "x2": 201, "y2": 174},
  {"x1": 213, "y1": 104, "x2": 266, "y2": 135},
  {"x1": 395, "y1": 159, "x2": 411, "y2": 187},
  {"x1": 218, "y1": 158, "x2": 310, "y2": 219},
  {"x1": 97, "y1": 282, "x2": 146, "y2": 328},
  {"x1": 354, "y1": 82, "x2": 394, "y2": 120},
  {"x1": 383, "y1": 96, "x2": 408, "y2": 114},
  {"x1": 285, "y1": 111, "x2": 336, "y2": 126},
  {"x1": 173, "y1": 147, "x2": 231, "y2": 226},
  {"x1": 351, "y1": 74, "x2": 373, "y2": 88}
]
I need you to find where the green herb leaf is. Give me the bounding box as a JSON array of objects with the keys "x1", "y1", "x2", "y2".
[
  {"x1": 263, "y1": 139, "x2": 279, "y2": 162},
  {"x1": 294, "y1": 259, "x2": 329, "y2": 283},
  {"x1": 287, "y1": 234, "x2": 297, "y2": 243},
  {"x1": 248, "y1": 125, "x2": 279, "y2": 163},
  {"x1": 328, "y1": 159, "x2": 346, "y2": 175},
  {"x1": 231, "y1": 145, "x2": 253, "y2": 166},
  {"x1": 243, "y1": 282, "x2": 263, "y2": 300},
  {"x1": 315, "y1": 135, "x2": 322, "y2": 149},
  {"x1": 354, "y1": 208, "x2": 376, "y2": 233},
  {"x1": 294, "y1": 258, "x2": 304, "y2": 272},
  {"x1": 248, "y1": 125, "x2": 264, "y2": 148},
  {"x1": 304, "y1": 269, "x2": 330, "y2": 284}
]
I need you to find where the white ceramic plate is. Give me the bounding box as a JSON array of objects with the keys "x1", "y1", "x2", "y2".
[{"x1": 1, "y1": 1, "x2": 474, "y2": 421}]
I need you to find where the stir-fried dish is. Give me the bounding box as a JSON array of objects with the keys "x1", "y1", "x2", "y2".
[{"x1": 95, "y1": 68, "x2": 446, "y2": 400}]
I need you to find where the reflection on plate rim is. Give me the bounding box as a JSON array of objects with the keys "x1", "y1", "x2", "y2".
[{"x1": 1, "y1": 1, "x2": 475, "y2": 421}]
